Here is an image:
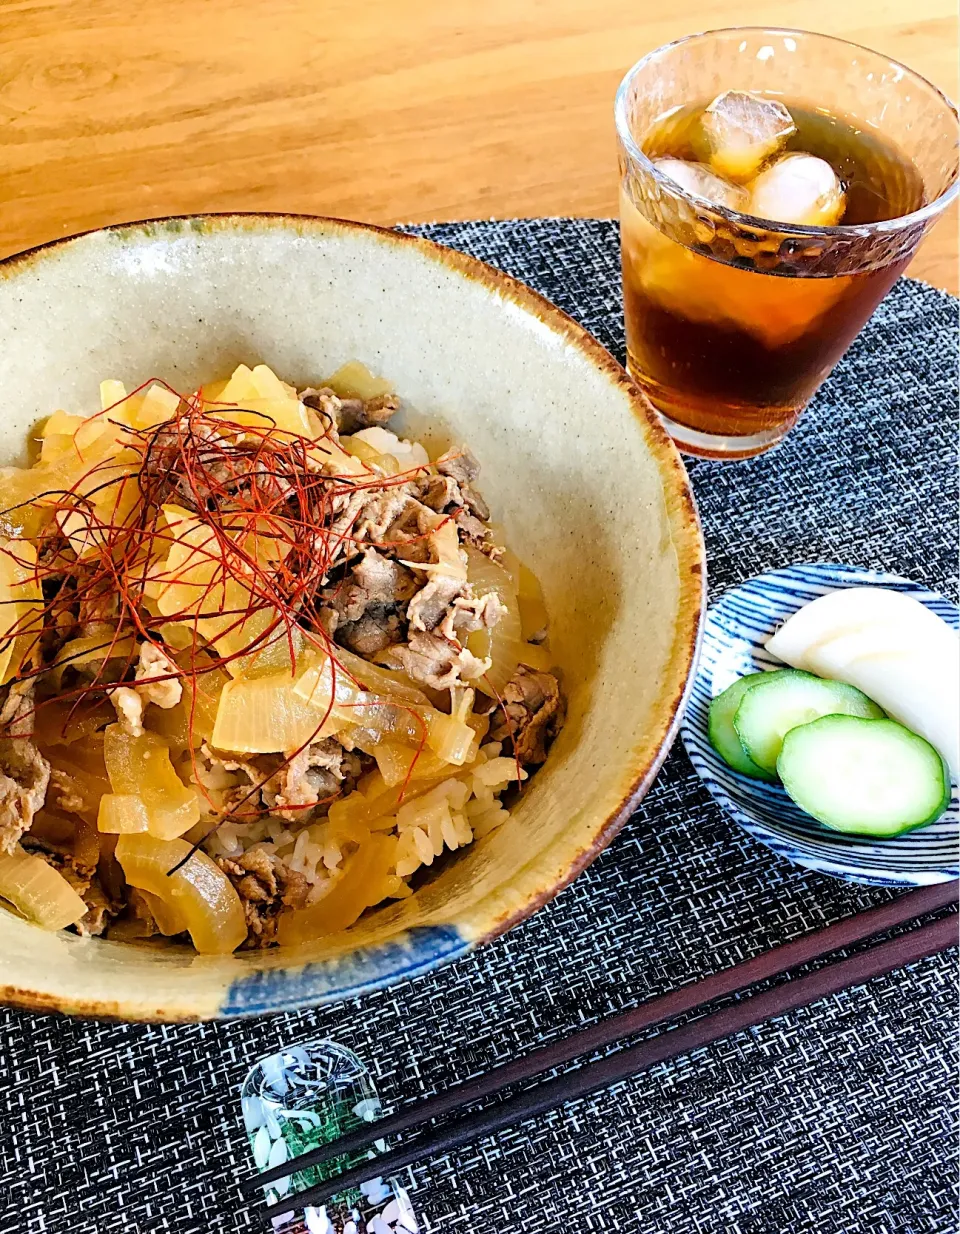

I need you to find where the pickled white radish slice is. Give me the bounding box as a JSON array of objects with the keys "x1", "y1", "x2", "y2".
[
  {"x1": 766, "y1": 587, "x2": 960, "y2": 779},
  {"x1": 766, "y1": 588, "x2": 953, "y2": 668}
]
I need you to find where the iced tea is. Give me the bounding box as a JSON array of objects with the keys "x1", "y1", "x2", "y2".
[{"x1": 615, "y1": 30, "x2": 959, "y2": 459}]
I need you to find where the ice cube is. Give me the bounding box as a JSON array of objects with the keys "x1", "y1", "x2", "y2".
[
  {"x1": 702, "y1": 91, "x2": 796, "y2": 182},
  {"x1": 653, "y1": 158, "x2": 749, "y2": 212},
  {"x1": 748, "y1": 153, "x2": 846, "y2": 227}
]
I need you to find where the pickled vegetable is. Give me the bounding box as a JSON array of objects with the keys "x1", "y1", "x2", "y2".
[{"x1": 115, "y1": 833, "x2": 246, "y2": 954}]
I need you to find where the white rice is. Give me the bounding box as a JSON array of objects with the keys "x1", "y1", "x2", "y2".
[{"x1": 199, "y1": 738, "x2": 521, "y2": 897}]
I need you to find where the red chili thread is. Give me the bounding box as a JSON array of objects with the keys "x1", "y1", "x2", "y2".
[{"x1": 0, "y1": 382, "x2": 461, "y2": 876}]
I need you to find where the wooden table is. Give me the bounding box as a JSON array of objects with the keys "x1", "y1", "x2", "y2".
[{"x1": 1, "y1": 0, "x2": 956, "y2": 290}]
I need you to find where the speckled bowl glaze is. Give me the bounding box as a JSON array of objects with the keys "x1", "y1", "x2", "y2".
[
  {"x1": 0, "y1": 215, "x2": 704, "y2": 1020},
  {"x1": 682, "y1": 564, "x2": 959, "y2": 887}
]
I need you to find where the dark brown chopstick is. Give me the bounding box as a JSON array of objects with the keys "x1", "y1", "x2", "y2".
[
  {"x1": 259, "y1": 909, "x2": 957, "y2": 1212},
  {"x1": 245, "y1": 881, "x2": 957, "y2": 1198}
]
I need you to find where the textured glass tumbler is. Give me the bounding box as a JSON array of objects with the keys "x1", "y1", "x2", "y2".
[{"x1": 615, "y1": 28, "x2": 959, "y2": 459}]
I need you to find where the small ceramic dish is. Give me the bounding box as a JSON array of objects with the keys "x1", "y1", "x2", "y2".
[{"x1": 681, "y1": 563, "x2": 959, "y2": 887}]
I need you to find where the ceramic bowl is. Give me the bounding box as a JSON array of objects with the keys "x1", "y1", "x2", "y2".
[
  {"x1": 0, "y1": 215, "x2": 704, "y2": 1019},
  {"x1": 682, "y1": 563, "x2": 959, "y2": 887}
]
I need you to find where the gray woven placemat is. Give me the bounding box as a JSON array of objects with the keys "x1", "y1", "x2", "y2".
[{"x1": 0, "y1": 218, "x2": 957, "y2": 1234}]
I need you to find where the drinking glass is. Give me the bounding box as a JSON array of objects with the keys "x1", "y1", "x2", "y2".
[{"x1": 615, "y1": 28, "x2": 959, "y2": 459}]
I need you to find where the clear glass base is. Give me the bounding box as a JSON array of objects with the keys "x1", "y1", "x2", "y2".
[
  {"x1": 655, "y1": 410, "x2": 790, "y2": 460},
  {"x1": 627, "y1": 361, "x2": 800, "y2": 460}
]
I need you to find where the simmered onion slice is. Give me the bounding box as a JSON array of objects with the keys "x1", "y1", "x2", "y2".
[
  {"x1": 0, "y1": 847, "x2": 87, "y2": 931},
  {"x1": 115, "y1": 834, "x2": 246, "y2": 954}
]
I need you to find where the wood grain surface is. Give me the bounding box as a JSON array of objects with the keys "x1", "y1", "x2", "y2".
[{"x1": 0, "y1": 0, "x2": 956, "y2": 289}]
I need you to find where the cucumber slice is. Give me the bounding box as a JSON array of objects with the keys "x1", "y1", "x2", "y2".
[
  {"x1": 734, "y1": 670, "x2": 884, "y2": 774},
  {"x1": 708, "y1": 672, "x2": 785, "y2": 780},
  {"x1": 778, "y1": 715, "x2": 951, "y2": 836}
]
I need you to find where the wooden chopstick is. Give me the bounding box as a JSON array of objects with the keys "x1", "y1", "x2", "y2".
[
  {"x1": 259, "y1": 908, "x2": 957, "y2": 1212},
  {"x1": 245, "y1": 881, "x2": 957, "y2": 1199}
]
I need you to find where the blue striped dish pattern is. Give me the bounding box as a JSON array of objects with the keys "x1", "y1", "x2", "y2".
[{"x1": 681, "y1": 563, "x2": 959, "y2": 887}]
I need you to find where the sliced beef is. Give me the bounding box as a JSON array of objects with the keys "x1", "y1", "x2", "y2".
[
  {"x1": 436, "y1": 447, "x2": 480, "y2": 486},
  {"x1": 435, "y1": 446, "x2": 491, "y2": 521},
  {"x1": 0, "y1": 682, "x2": 50, "y2": 854},
  {"x1": 460, "y1": 484, "x2": 490, "y2": 522},
  {"x1": 353, "y1": 486, "x2": 422, "y2": 546},
  {"x1": 143, "y1": 421, "x2": 296, "y2": 514},
  {"x1": 76, "y1": 875, "x2": 121, "y2": 937},
  {"x1": 437, "y1": 591, "x2": 505, "y2": 642},
  {"x1": 326, "y1": 487, "x2": 368, "y2": 559},
  {"x1": 489, "y1": 665, "x2": 565, "y2": 765},
  {"x1": 301, "y1": 388, "x2": 399, "y2": 435},
  {"x1": 337, "y1": 609, "x2": 402, "y2": 656},
  {"x1": 383, "y1": 630, "x2": 489, "y2": 691},
  {"x1": 198, "y1": 742, "x2": 365, "y2": 824},
  {"x1": 134, "y1": 641, "x2": 182, "y2": 711},
  {"x1": 321, "y1": 549, "x2": 415, "y2": 653},
  {"x1": 121, "y1": 888, "x2": 161, "y2": 938},
  {"x1": 406, "y1": 573, "x2": 465, "y2": 633},
  {"x1": 417, "y1": 474, "x2": 461, "y2": 513},
  {"x1": 454, "y1": 509, "x2": 496, "y2": 555},
  {"x1": 77, "y1": 588, "x2": 119, "y2": 632},
  {"x1": 352, "y1": 550, "x2": 417, "y2": 605},
  {"x1": 256, "y1": 740, "x2": 364, "y2": 822},
  {"x1": 340, "y1": 393, "x2": 399, "y2": 431},
  {"x1": 0, "y1": 680, "x2": 37, "y2": 739},
  {"x1": 323, "y1": 551, "x2": 416, "y2": 627},
  {"x1": 217, "y1": 847, "x2": 312, "y2": 948}
]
